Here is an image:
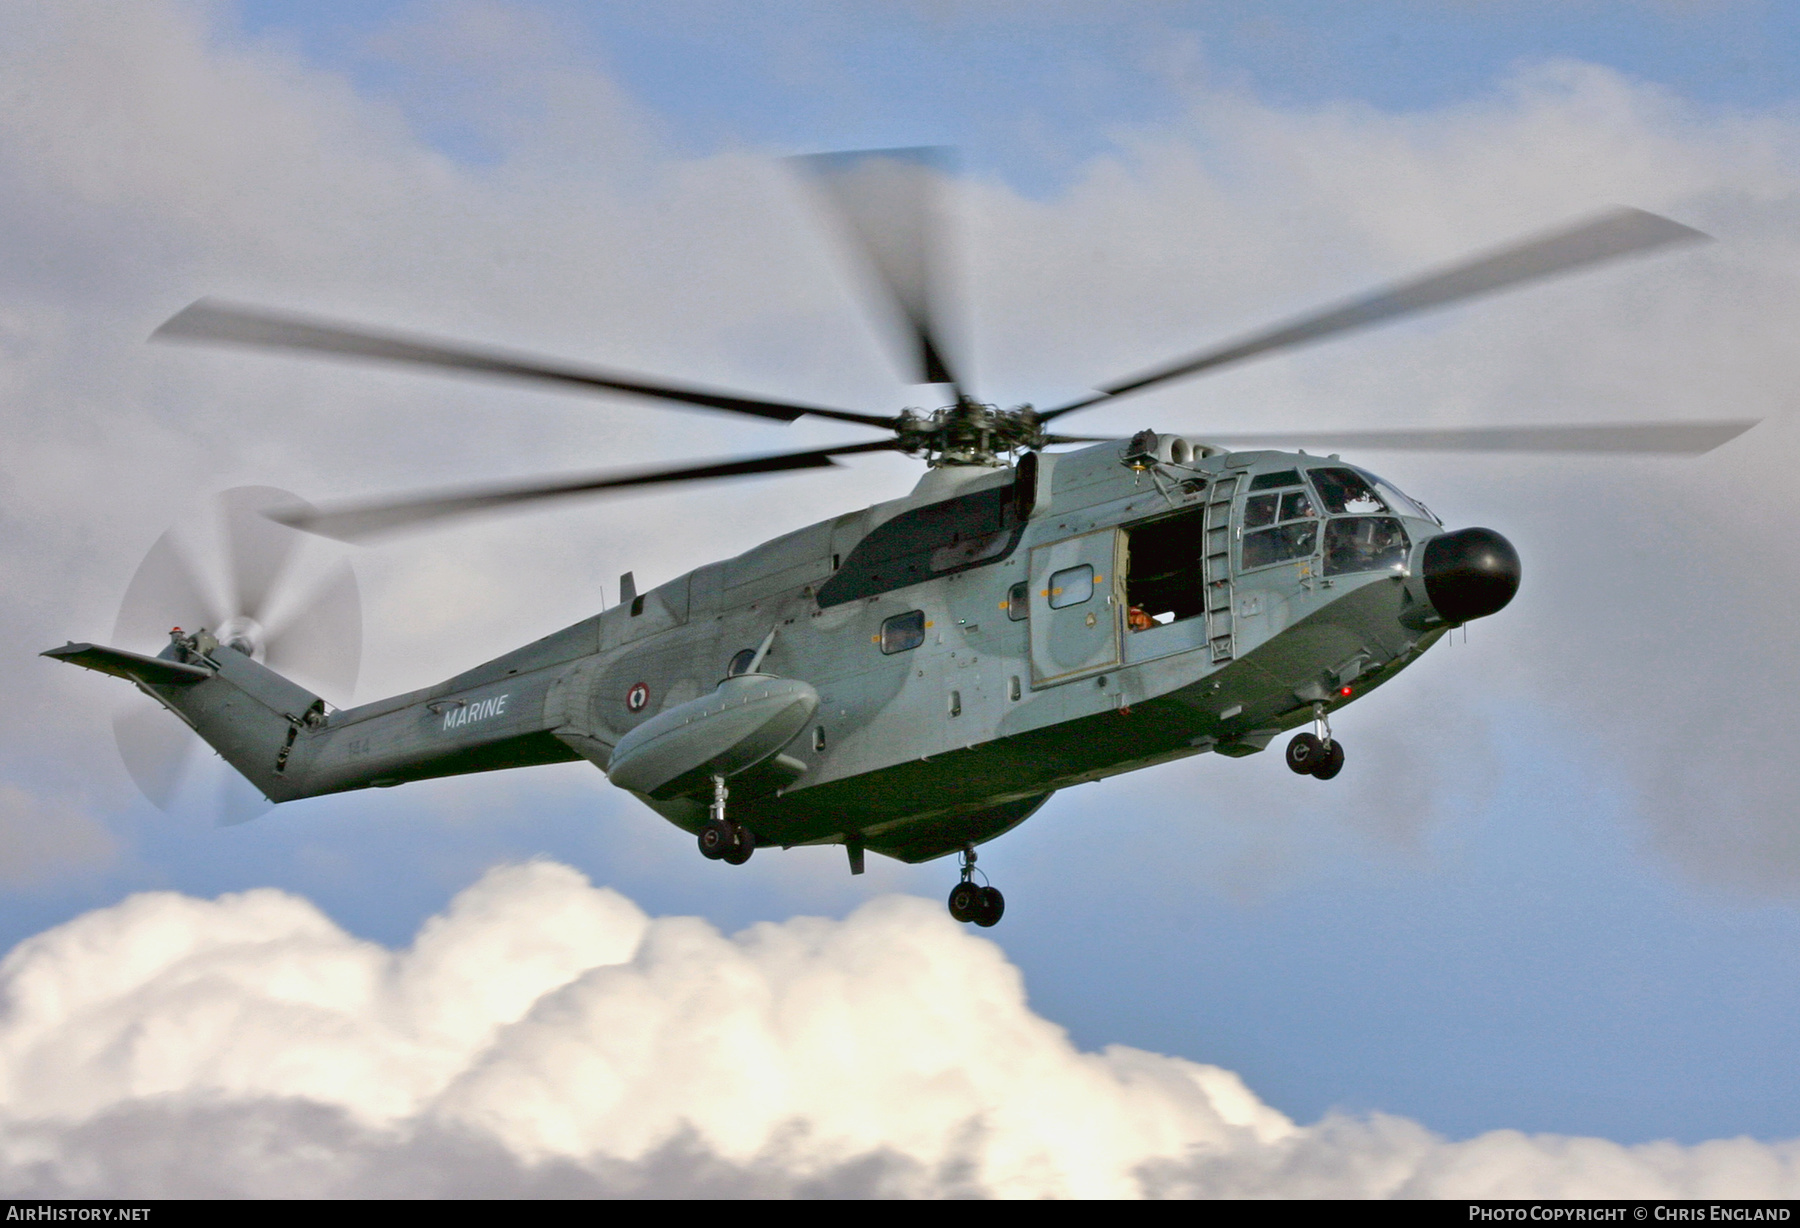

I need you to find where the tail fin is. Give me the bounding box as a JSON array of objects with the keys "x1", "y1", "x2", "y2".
[{"x1": 46, "y1": 635, "x2": 323, "y2": 803}]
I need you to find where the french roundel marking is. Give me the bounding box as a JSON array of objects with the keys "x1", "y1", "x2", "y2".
[{"x1": 626, "y1": 682, "x2": 650, "y2": 712}]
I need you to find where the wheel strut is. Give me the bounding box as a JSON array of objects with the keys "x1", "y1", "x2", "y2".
[
  {"x1": 946, "y1": 845, "x2": 1004, "y2": 927},
  {"x1": 698, "y1": 774, "x2": 756, "y2": 864}
]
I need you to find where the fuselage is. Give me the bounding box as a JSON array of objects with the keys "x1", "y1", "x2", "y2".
[{"x1": 263, "y1": 433, "x2": 1489, "y2": 865}]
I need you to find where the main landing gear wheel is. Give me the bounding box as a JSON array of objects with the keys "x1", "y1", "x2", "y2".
[
  {"x1": 948, "y1": 881, "x2": 983, "y2": 922},
  {"x1": 1288, "y1": 704, "x2": 1347, "y2": 780},
  {"x1": 1286, "y1": 732, "x2": 1324, "y2": 774},
  {"x1": 698, "y1": 818, "x2": 756, "y2": 863},
  {"x1": 698, "y1": 773, "x2": 755, "y2": 863},
  {"x1": 947, "y1": 845, "x2": 1005, "y2": 926},
  {"x1": 1286, "y1": 732, "x2": 1347, "y2": 779}
]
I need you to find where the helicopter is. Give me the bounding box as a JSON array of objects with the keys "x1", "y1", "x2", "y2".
[{"x1": 45, "y1": 149, "x2": 1755, "y2": 927}]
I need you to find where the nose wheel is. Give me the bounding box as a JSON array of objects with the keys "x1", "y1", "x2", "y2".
[
  {"x1": 946, "y1": 846, "x2": 1004, "y2": 927},
  {"x1": 1286, "y1": 705, "x2": 1346, "y2": 780},
  {"x1": 697, "y1": 775, "x2": 756, "y2": 865}
]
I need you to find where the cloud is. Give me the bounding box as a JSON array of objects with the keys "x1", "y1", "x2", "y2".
[{"x1": 0, "y1": 862, "x2": 1790, "y2": 1198}]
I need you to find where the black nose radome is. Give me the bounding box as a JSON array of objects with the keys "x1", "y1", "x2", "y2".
[{"x1": 1423, "y1": 528, "x2": 1520, "y2": 623}]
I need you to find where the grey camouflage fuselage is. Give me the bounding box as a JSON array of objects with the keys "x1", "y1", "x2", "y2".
[{"x1": 51, "y1": 435, "x2": 1490, "y2": 866}]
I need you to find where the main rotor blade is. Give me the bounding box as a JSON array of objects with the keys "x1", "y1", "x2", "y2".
[
  {"x1": 792, "y1": 148, "x2": 963, "y2": 394},
  {"x1": 274, "y1": 439, "x2": 903, "y2": 541},
  {"x1": 153, "y1": 300, "x2": 899, "y2": 431},
  {"x1": 1041, "y1": 208, "x2": 1710, "y2": 422},
  {"x1": 1198, "y1": 419, "x2": 1757, "y2": 455}
]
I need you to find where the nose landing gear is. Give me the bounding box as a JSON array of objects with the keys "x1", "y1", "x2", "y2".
[
  {"x1": 697, "y1": 775, "x2": 756, "y2": 865},
  {"x1": 946, "y1": 845, "x2": 1004, "y2": 927},
  {"x1": 1286, "y1": 704, "x2": 1346, "y2": 780}
]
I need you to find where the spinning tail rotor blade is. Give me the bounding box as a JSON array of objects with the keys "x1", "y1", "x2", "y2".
[
  {"x1": 220, "y1": 486, "x2": 304, "y2": 625},
  {"x1": 1199, "y1": 419, "x2": 1757, "y2": 455},
  {"x1": 217, "y1": 771, "x2": 273, "y2": 828},
  {"x1": 112, "y1": 704, "x2": 197, "y2": 810},
  {"x1": 1041, "y1": 208, "x2": 1710, "y2": 421},
  {"x1": 273, "y1": 439, "x2": 904, "y2": 541},
  {"x1": 113, "y1": 529, "x2": 220, "y2": 649},
  {"x1": 263, "y1": 560, "x2": 361, "y2": 707},
  {"x1": 153, "y1": 300, "x2": 897, "y2": 431},
  {"x1": 792, "y1": 148, "x2": 964, "y2": 394},
  {"x1": 109, "y1": 490, "x2": 361, "y2": 815}
]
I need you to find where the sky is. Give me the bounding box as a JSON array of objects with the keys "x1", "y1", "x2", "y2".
[{"x1": 6, "y1": 0, "x2": 1800, "y2": 1197}]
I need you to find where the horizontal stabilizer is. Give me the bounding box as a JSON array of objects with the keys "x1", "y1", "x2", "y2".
[{"x1": 42, "y1": 642, "x2": 214, "y2": 687}]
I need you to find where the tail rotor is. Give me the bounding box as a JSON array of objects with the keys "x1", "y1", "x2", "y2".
[{"x1": 110, "y1": 487, "x2": 360, "y2": 823}]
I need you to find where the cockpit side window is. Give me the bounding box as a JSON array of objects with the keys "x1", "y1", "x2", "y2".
[
  {"x1": 1279, "y1": 490, "x2": 1316, "y2": 522},
  {"x1": 1240, "y1": 476, "x2": 1319, "y2": 572}
]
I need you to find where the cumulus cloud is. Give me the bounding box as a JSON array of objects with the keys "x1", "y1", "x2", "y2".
[{"x1": 0, "y1": 862, "x2": 1788, "y2": 1198}]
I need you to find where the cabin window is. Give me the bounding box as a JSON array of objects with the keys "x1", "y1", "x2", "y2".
[
  {"x1": 1250, "y1": 469, "x2": 1302, "y2": 491},
  {"x1": 1322, "y1": 517, "x2": 1410, "y2": 575},
  {"x1": 726, "y1": 648, "x2": 757, "y2": 678},
  {"x1": 880, "y1": 609, "x2": 927, "y2": 654},
  {"x1": 1124, "y1": 505, "x2": 1207, "y2": 627},
  {"x1": 1047, "y1": 565, "x2": 1094, "y2": 609},
  {"x1": 1006, "y1": 581, "x2": 1029, "y2": 621}
]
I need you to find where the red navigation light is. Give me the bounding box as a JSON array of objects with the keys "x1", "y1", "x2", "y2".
[{"x1": 1339, "y1": 685, "x2": 1354, "y2": 697}]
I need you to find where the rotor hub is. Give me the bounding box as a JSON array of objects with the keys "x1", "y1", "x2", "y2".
[
  {"x1": 897, "y1": 400, "x2": 1046, "y2": 468},
  {"x1": 215, "y1": 614, "x2": 267, "y2": 661}
]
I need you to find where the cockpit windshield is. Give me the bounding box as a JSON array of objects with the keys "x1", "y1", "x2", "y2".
[
  {"x1": 1307, "y1": 467, "x2": 1387, "y2": 515},
  {"x1": 1302, "y1": 466, "x2": 1416, "y2": 576},
  {"x1": 1367, "y1": 474, "x2": 1436, "y2": 524}
]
